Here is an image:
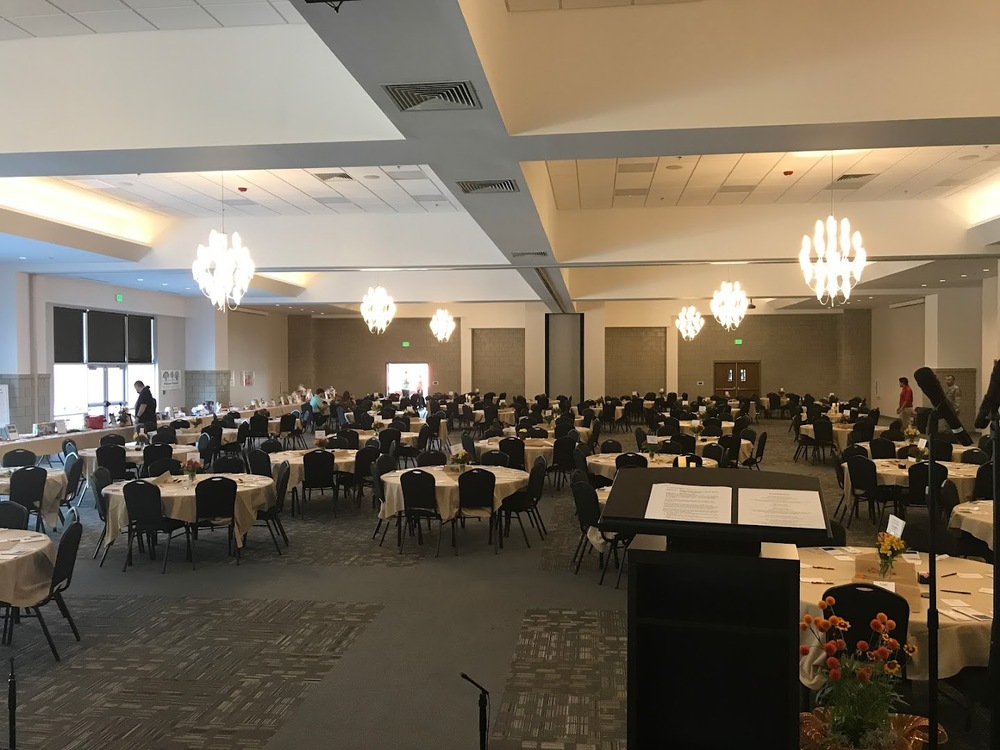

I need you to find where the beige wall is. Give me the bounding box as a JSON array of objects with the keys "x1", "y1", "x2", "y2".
[
  {"x1": 229, "y1": 310, "x2": 288, "y2": 405},
  {"x1": 678, "y1": 311, "x2": 872, "y2": 400},
  {"x1": 287, "y1": 316, "x2": 461, "y2": 395},
  {"x1": 605, "y1": 327, "x2": 666, "y2": 397},
  {"x1": 472, "y1": 329, "x2": 525, "y2": 397},
  {"x1": 871, "y1": 304, "x2": 925, "y2": 410}
]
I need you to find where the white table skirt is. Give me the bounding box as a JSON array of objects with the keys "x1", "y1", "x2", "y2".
[
  {"x1": 380, "y1": 466, "x2": 529, "y2": 521},
  {"x1": 268, "y1": 449, "x2": 358, "y2": 488},
  {"x1": 586, "y1": 453, "x2": 718, "y2": 480},
  {"x1": 475, "y1": 438, "x2": 553, "y2": 467},
  {"x1": 949, "y1": 501, "x2": 994, "y2": 550},
  {"x1": 78, "y1": 444, "x2": 198, "y2": 476},
  {"x1": 0, "y1": 467, "x2": 68, "y2": 527},
  {"x1": 0, "y1": 529, "x2": 55, "y2": 607},
  {"x1": 842, "y1": 458, "x2": 980, "y2": 504}
]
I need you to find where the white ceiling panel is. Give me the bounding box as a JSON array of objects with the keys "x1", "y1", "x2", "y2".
[
  {"x1": 71, "y1": 8, "x2": 152, "y2": 30},
  {"x1": 11, "y1": 11, "x2": 90, "y2": 33},
  {"x1": 0, "y1": 0, "x2": 58, "y2": 16},
  {"x1": 136, "y1": 4, "x2": 217, "y2": 28},
  {"x1": 201, "y1": 2, "x2": 282, "y2": 26},
  {"x1": 0, "y1": 17, "x2": 29, "y2": 36},
  {"x1": 49, "y1": 0, "x2": 123, "y2": 12}
]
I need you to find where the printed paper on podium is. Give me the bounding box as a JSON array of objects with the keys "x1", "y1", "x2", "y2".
[
  {"x1": 736, "y1": 488, "x2": 826, "y2": 529},
  {"x1": 644, "y1": 483, "x2": 732, "y2": 524}
]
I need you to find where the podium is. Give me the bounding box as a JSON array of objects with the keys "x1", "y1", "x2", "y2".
[{"x1": 600, "y1": 469, "x2": 832, "y2": 750}]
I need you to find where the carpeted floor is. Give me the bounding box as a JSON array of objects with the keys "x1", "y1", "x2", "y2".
[{"x1": 0, "y1": 419, "x2": 989, "y2": 749}]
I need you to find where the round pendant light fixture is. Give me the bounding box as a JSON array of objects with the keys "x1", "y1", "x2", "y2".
[
  {"x1": 429, "y1": 308, "x2": 456, "y2": 342},
  {"x1": 711, "y1": 281, "x2": 749, "y2": 331},
  {"x1": 675, "y1": 306, "x2": 705, "y2": 341}
]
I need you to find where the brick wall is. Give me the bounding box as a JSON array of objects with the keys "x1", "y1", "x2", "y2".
[
  {"x1": 472, "y1": 329, "x2": 525, "y2": 398},
  {"x1": 605, "y1": 327, "x2": 666, "y2": 397},
  {"x1": 287, "y1": 316, "x2": 462, "y2": 395},
  {"x1": 0, "y1": 374, "x2": 51, "y2": 432},
  {"x1": 677, "y1": 311, "x2": 873, "y2": 399},
  {"x1": 184, "y1": 370, "x2": 231, "y2": 409}
]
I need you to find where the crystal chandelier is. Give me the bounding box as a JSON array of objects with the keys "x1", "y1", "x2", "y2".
[
  {"x1": 799, "y1": 216, "x2": 866, "y2": 305},
  {"x1": 429, "y1": 308, "x2": 456, "y2": 342},
  {"x1": 360, "y1": 285, "x2": 396, "y2": 334},
  {"x1": 191, "y1": 172, "x2": 255, "y2": 312},
  {"x1": 711, "y1": 281, "x2": 749, "y2": 331},
  {"x1": 192, "y1": 229, "x2": 255, "y2": 312},
  {"x1": 675, "y1": 306, "x2": 705, "y2": 341}
]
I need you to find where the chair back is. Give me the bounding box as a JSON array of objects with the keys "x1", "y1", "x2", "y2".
[
  {"x1": 841, "y1": 444, "x2": 868, "y2": 463},
  {"x1": 96, "y1": 444, "x2": 130, "y2": 480},
  {"x1": 89, "y1": 467, "x2": 113, "y2": 521},
  {"x1": 247, "y1": 449, "x2": 273, "y2": 478},
  {"x1": 62, "y1": 439, "x2": 78, "y2": 458},
  {"x1": 248, "y1": 414, "x2": 269, "y2": 438},
  {"x1": 461, "y1": 431, "x2": 477, "y2": 456},
  {"x1": 718, "y1": 435, "x2": 741, "y2": 467},
  {"x1": 2, "y1": 449, "x2": 36, "y2": 467},
  {"x1": 272, "y1": 460, "x2": 291, "y2": 514},
  {"x1": 400, "y1": 469, "x2": 437, "y2": 513},
  {"x1": 702, "y1": 443, "x2": 725, "y2": 465},
  {"x1": 812, "y1": 419, "x2": 835, "y2": 443},
  {"x1": 600, "y1": 439, "x2": 622, "y2": 454},
  {"x1": 338, "y1": 429, "x2": 359, "y2": 450},
  {"x1": 458, "y1": 468, "x2": 496, "y2": 512},
  {"x1": 379, "y1": 428, "x2": 401, "y2": 456},
  {"x1": 961, "y1": 448, "x2": 989, "y2": 465},
  {"x1": 9, "y1": 466, "x2": 46, "y2": 513},
  {"x1": 195, "y1": 476, "x2": 237, "y2": 519},
  {"x1": 739, "y1": 428, "x2": 756, "y2": 445},
  {"x1": 212, "y1": 456, "x2": 246, "y2": 474},
  {"x1": 673, "y1": 453, "x2": 702, "y2": 467},
  {"x1": 417, "y1": 450, "x2": 447, "y2": 466},
  {"x1": 143, "y1": 442, "x2": 172, "y2": 469},
  {"x1": 634, "y1": 428, "x2": 647, "y2": 451},
  {"x1": 260, "y1": 438, "x2": 283, "y2": 454},
  {"x1": 974, "y1": 462, "x2": 993, "y2": 500},
  {"x1": 869, "y1": 438, "x2": 896, "y2": 459},
  {"x1": 498, "y1": 437, "x2": 526, "y2": 470},
  {"x1": 753, "y1": 432, "x2": 767, "y2": 461},
  {"x1": 929, "y1": 439, "x2": 953, "y2": 462},
  {"x1": 353, "y1": 445, "x2": 380, "y2": 480},
  {"x1": 100, "y1": 434, "x2": 127, "y2": 447},
  {"x1": 674, "y1": 433, "x2": 696, "y2": 454},
  {"x1": 147, "y1": 458, "x2": 182, "y2": 477},
  {"x1": 615, "y1": 452, "x2": 647, "y2": 470},
  {"x1": 50, "y1": 521, "x2": 83, "y2": 595},
  {"x1": 0, "y1": 502, "x2": 29, "y2": 530},
  {"x1": 123, "y1": 479, "x2": 166, "y2": 525},
  {"x1": 571, "y1": 481, "x2": 602, "y2": 531},
  {"x1": 154, "y1": 426, "x2": 177, "y2": 445},
  {"x1": 906, "y1": 461, "x2": 949, "y2": 508},
  {"x1": 480, "y1": 450, "x2": 509, "y2": 467},
  {"x1": 552, "y1": 436, "x2": 576, "y2": 469},
  {"x1": 821, "y1": 582, "x2": 910, "y2": 665},
  {"x1": 846, "y1": 455, "x2": 878, "y2": 493},
  {"x1": 302, "y1": 450, "x2": 335, "y2": 488}
]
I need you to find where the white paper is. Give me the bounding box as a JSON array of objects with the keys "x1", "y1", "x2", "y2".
[
  {"x1": 943, "y1": 598, "x2": 969, "y2": 607},
  {"x1": 957, "y1": 573, "x2": 984, "y2": 579},
  {"x1": 954, "y1": 607, "x2": 991, "y2": 622},
  {"x1": 315, "y1": 430, "x2": 326, "y2": 440},
  {"x1": 801, "y1": 577, "x2": 832, "y2": 584},
  {"x1": 979, "y1": 588, "x2": 994, "y2": 595},
  {"x1": 834, "y1": 555, "x2": 854, "y2": 561},
  {"x1": 737, "y1": 488, "x2": 826, "y2": 529},
  {"x1": 645, "y1": 435, "x2": 662, "y2": 445},
  {"x1": 939, "y1": 609, "x2": 971, "y2": 621},
  {"x1": 872, "y1": 581, "x2": 896, "y2": 592},
  {"x1": 644, "y1": 482, "x2": 731, "y2": 524},
  {"x1": 886, "y1": 514, "x2": 905, "y2": 538},
  {"x1": 918, "y1": 438, "x2": 927, "y2": 450}
]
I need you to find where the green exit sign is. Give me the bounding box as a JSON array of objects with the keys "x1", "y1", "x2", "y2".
[
  {"x1": 402, "y1": 341, "x2": 410, "y2": 348},
  {"x1": 116, "y1": 294, "x2": 124, "y2": 303},
  {"x1": 734, "y1": 338, "x2": 743, "y2": 345}
]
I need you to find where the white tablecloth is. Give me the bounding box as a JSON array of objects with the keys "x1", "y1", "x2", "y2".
[
  {"x1": 103, "y1": 473, "x2": 275, "y2": 548},
  {"x1": 0, "y1": 425, "x2": 134, "y2": 461},
  {"x1": 586, "y1": 453, "x2": 718, "y2": 480},
  {"x1": 0, "y1": 467, "x2": 68, "y2": 527},
  {"x1": 475, "y1": 438, "x2": 553, "y2": 467},
  {"x1": 380, "y1": 466, "x2": 529, "y2": 521},
  {"x1": 798, "y1": 546, "x2": 992, "y2": 682},
  {"x1": 267, "y1": 449, "x2": 358, "y2": 488},
  {"x1": 0, "y1": 529, "x2": 55, "y2": 606},
  {"x1": 645, "y1": 435, "x2": 752, "y2": 464},
  {"x1": 842, "y1": 458, "x2": 981, "y2": 504},
  {"x1": 168, "y1": 428, "x2": 239, "y2": 445},
  {"x1": 949, "y1": 501, "x2": 994, "y2": 550},
  {"x1": 78, "y1": 444, "x2": 198, "y2": 476},
  {"x1": 800, "y1": 423, "x2": 854, "y2": 452},
  {"x1": 679, "y1": 421, "x2": 735, "y2": 436},
  {"x1": 502, "y1": 425, "x2": 592, "y2": 442}
]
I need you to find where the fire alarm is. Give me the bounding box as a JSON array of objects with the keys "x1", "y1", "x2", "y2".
[
  {"x1": 783, "y1": 170, "x2": 794, "y2": 176},
  {"x1": 238, "y1": 186, "x2": 248, "y2": 192}
]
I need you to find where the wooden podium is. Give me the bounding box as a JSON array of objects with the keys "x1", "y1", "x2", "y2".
[{"x1": 600, "y1": 469, "x2": 832, "y2": 750}]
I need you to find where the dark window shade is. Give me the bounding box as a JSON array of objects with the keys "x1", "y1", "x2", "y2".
[
  {"x1": 53, "y1": 307, "x2": 84, "y2": 363},
  {"x1": 127, "y1": 315, "x2": 153, "y2": 363},
  {"x1": 87, "y1": 311, "x2": 126, "y2": 363}
]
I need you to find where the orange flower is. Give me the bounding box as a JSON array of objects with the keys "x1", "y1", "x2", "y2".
[
  {"x1": 836, "y1": 639, "x2": 847, "y2": 651},
  {"x1": 870, "y1": 619, "x2": 884, "y2": 632},
  {"x1": 903, "y1": 643, "x2": 917, "y2": 656},
  {"x1": 818, "y1": 601, "x2": 830, "y2": 610},
  {"x1": 823, "y1": 642, "x2": 838, "y2": 655},
  {"x1": 825, "y1": 596, "x2": 836, "y2": 607},
  {"x1": 799, "y1": 623, "x2": 809, "y2": 632},
  {"x1": 817, "y1": 620, "x2": 832, "y2": 633},
  {"x1": 856, "y1": 639, "x2": 870, "y2": 652},
  {"x1": 857, "y1": 667, "x2": 872, "y2": 683},
  {"x1": 885, "y1": 619, "x2": 897, "y2": 631},
  {"x1": 803, "y1": 614, "x2": 813, "y2": 625},
  {"x1": 826, "y1": 657, "x2": 840, "y2": 669},
  {"x1": 875, "y1": 646, "x2": 890, "y2": 661},
  {"x1": 877, "y1": 613, "x2": 888, "y2": 624},
  {"x1": 829, "y1": 668, "x2": 841, "y2": 681},
  {"x1": 886, "y1": 638, "x2": 900, "y2": 650},
  {"x1": 799, "y1": 645, "x2": 811, "y2": 656},
  {"x1": 885, "y1": 659, "x2": 901, "y2": 676}
]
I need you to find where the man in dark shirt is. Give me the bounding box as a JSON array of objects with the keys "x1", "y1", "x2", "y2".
[{"x1": 133, "y1": 380, "x2": 157, "y2": 426}]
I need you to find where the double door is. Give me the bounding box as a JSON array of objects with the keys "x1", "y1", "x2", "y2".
[{"x1": 713, "y1": 361, "x2": 761, "y2": 398}]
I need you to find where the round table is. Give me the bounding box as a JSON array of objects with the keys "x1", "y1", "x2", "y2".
[
  {"x1": 78, "y1": 443, "x2": 198, "y2": 475},
  {"x1": 842, "y1": 458, "x2": 981, "y2": 504},
  {"x1": 502, "y1": 425, "x2": 592, "y2": 443},
  {"x1": 949, "y1": 501, "x2": 993, "y2": 550},
  {"x1": 797, "y1": 547, "x2": 992, "y2": 682},
  {"x1": 267, "y1": 449, "x2": 358, "y2": 487},
  {"x1": 475, "y1": 438, "x2": 553, "y2": 467},
  {"x1": 799, "y1": 423, "x2": 854, "y2": 452},
  {"x1": 0, "y1": 467, "x2": 68, "y2": 528},
  {"x1": 102, "y1": 473, "x2": 275, "y2": 549},
  {"x1": 679, "y1": 421, "x2": 735, "y2": 436},
  {"x1": 0, "y1": 529, "x2": 54, "y2": 606},
  {"x1": 586, "y1": 452, "x2": 718, "y2": 480},
  {"x1": 168, "y1": 428, "x2": 239, "y2": 445},
  {"x1": 380, "y1": 466, "x2": 529, "y2": 521},
  {"x1": 645, "y1": 435, "x2": 753, "y2": 464}
]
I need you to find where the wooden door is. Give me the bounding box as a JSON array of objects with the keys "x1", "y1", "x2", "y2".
[
  {"x1": 713, "y1": 361, "x2": 737, "y2": 396},
  {"x1": 737, "y1": 362, "x2": 761, "y2": 397}
]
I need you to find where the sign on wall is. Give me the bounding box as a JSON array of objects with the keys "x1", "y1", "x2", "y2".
[
  {"x1": 242, "y1": 371, "x2": 255, "y2": 387},
  {"x1": 161, "y1": 370, "x2": 183, "y2": 392},
  {"x1": 0, "y1": 384, "x2": 8, "y2": 426}
]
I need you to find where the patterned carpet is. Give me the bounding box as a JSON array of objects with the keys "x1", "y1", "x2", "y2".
[{"x1": 0, "y1": 596, "x2": 381, "y2": 749}]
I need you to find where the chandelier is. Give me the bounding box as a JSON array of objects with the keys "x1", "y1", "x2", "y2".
[
  {"x1": 192, "y1": 229, "x2": 255, "y2": 312},
  {"x1": 429, "y1": 308, "x2": 456, "y2": 342},
  {"x1": 675, "y1": 306, "x2": 705, "y2": 341},
  {"x1": 360, "y1": 285, "x2": 396, "y2": 334},
  {"x1": 711, "y1": 281, "x2": 749, "y2": 331},
  {"x1": 799, "y1": 216, "x2": 866, "y2": 305}
]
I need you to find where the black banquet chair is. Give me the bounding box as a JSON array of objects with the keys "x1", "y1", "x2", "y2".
[
  {"x1": 122, "y1": 480, "x2": 189, "y2": 574},
  {"x1": 399, "y1": 469, "x2": 445, "y2": 556},
  {"x1": 2, "y1": 449, "x2": 36, "y2": 468}
]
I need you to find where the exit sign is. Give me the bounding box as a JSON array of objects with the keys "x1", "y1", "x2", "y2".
[
  {"x1": 734, "y1": 338, "x2": 743, "y2": 345},
  {"x1": 402, "y1": 341, "x2": 410, "y2": 348},
  {"x1": 116, "y1": 294, "x2": 124, "y2": 303}
]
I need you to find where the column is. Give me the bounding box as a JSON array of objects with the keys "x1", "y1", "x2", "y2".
[
  {"x1": 184, "y1": 301, "x2": 231, "y2": 408},
  {"x1": 0, "y1": 271, "x2": 45, "y2": 431}
]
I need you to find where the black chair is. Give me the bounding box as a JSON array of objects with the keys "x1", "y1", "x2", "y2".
[
  {"x1": 60, "y1": 453, "x2": 86, "y2": 518},
  {"x1": 371, "y1": 455, "x2": 399, "y2": 545},
  {"x1": 842, "y1": 455, "x2": 893, "y2": 528},
  {"x1": 600, "y1": 439, "x2": 622, "y2": 454},
  {"x1": 153, "y1": 426, "x2": 177, "y2": 445},
  {"x1": 61, "y1": 439, "x2": 78, "y2": 462},
  {"x1": 498, "y1": 457, "x2": 547, "y2": 547},
  {"x1": 100, "y1": 434, "x2": 127, "y2": 447},
  {"x1": 247, "y1": 414, "x2": 269, "y2": 447},
  {"x1": 547, "y1": 436, "x2": 576, "y2": 491},
  {"x1": 344, "y1": 446, "x2": 379, "y2": 506},
  {"x1": 960, "y1": 448, "x2": 989, "y2": 465},
  {"x1": 742, "y1": 432, "x2": 767, "y2": 470},
  {"x1": 479, "y1": 450, "x2": 509, "y2": 467},
  {"x1": 300, "y1": 450, "x2": 337, "y2": 515},
  {"x1": 615, "y1": 452, "x2": 647, "y2": 470},
  {"x1": 570, "y1": 480, "x2": 625, "y2": 584},
  {"x1": 141, "y1": 443, "x2": 172, "y2": 476},
  {"x1": 279, "y1": 413, "x2": 306, "y2": 450},
  {"x1": 378, "y1": 428, "x2": 401, "y2": 457},
  {"x1": 498, "y1": 437, "x2": 526, "y2": 471},
  {"x1": 211, "y1": 456, "x2": 246, "y2": 474},
  {"x1": 453, "y1": 468, "x2": 498, "y2": 554},
  {"x1": 255, "y1": 460, "x2": 290, "y2": 553},
  {"x1": 96, "y1": 444, "x2": 133, "y2": 481},
  {"x1": 340, "y1": 429, "x2": 360, "y2": 450},
  {"x1": 89, "y1": 468, "x2": 113, "y2": 560},
  {"x1": 673, "y1": 453, "x2": 703, "y2": 467},
  {"x1": 810, "y1": 419, "x2": 838, "y2": 464},
  {"x1": 121, "y1": 480, "x2": 189, "y2": 573},
  {"x1": 398, "y1": 469, "x2": 445, "y2": 556},
  {"x1": 739, "y1": 428, "x2": 756, "y2": 445},
  {"x1": 416, "y1": 450, "x2": 447, "y2": 467},
  {"x1": 821, "y1": 583, "x2": 910, "y2": 669},
  {"x1": 259, "y1": 438, "x2": 283, "y2": 454},
  {"x1": 0, "y1": 501, "x2": 28, "y2": 530},
  {"x1": 190, "y1": 476, "x2": 239, "y2": 568},
  {"x1": 718, "y1": 435, "x2": 742, "y2": 468},
  {"x1": 973, "y1": 462, "x2": 993, "y2": 500},
  {"x1": 2, "y1": 522, "x2": 82, "y2": 661},
  {"x1": 246, "y1": 449, "x2": 273, "y2": 478},
  {"x1": 2, "y1": 449, "x2": 36, "y2": 467},
  {"x1": 702, "y1": 443, "x2": 726, "y2": 466},
  {"x1": 841, "y1": 444, "x2": 869, "y2": 463},
  {"x1": 904, "y1": 461, "x2": 949, "y2": 518},
  {"x1": 146, "y1": 458, "x2": 182, "y2": 477},
  {"x1": 869, "y1": 438, "x2": 897, "y2": 459},
  {"x1": 169, "y1": 419, "x2": 190, "y2": 429},
  {"x1": 8, "y1": 466, "x2": 47, "y2": 532}
]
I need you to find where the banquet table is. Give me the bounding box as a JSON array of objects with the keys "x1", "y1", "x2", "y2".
[
  {"x1": 798, "y1": 546, "x2": 993, "y2": 682},
  {"x1": 586, "y1": 452, "x2": 718, "y2": 480},
  {"x1": 799, "y1": 422, "x2": 854, "y2": 452},
  {"x1": 842, "y1": 458, "x2": 981, "y2": 504},
  {"x1": 472, "y1": 408, "x2": 518, "y2": 424},
  {"x1": 168, "y1": 427, "x2": 239, "y2": 445},
  {"x1": 0, "y1": 424, "x2": 135, "y2": 461},
  {"x1": 236, "y1": 417, "x2": 301, "y2": 433},
  {"x1": 370, "y1": 416, "x2": 448, "y2": 443},
  {"x1": 502, "y1": 425, "x2": 592, "y2": 442},
  {"x1": 0, "y1": 467, "x2": 67, "y2": 528},
  {"x1": 645, "y1": 435, "x2": 753, "y2": 464},
  {"x1": 679, "y1": 420, "x2": 735, "y2": 436},
  {"x1": 267, "y1": 448, "x2": 358, "y2": 488},
  {"x1": 0, "y1": 529, "x2": 55, "y2": 606},
  {"x1": 380, "y1": 465, "x2": 530, "y2": 520},
  {"x1": 78, "y1": 443, "x2": 198, "y2": 475},
  {"x1": 475, "y1": 437, "x2": 553, "y2": 467},
  {"x1": 102, "y1": 473, "x2": 275, "y2": 548},
  {"x1": 949, "y1": 501, "x2": 994, "y2": 550}
]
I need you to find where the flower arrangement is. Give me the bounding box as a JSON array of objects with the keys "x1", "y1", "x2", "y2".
[
  {"x1": 877, "y1": 532, "x2": 908, "y2": 578},
  {"x1": 315, "y1": 437, "x2": 329, "y2": 449},
  {"x1": 134, "y1": 431, "x2": 150, "y2": 445},
  {"x1": 191, "y1": 417, "x2": 203, "y2": 428},
  {"x1": 799, "y1": 597, "x2": 916, "y2": 749},
  {"x1": 903, "y1": 425, "x2": 920, "y2": 444},
  {"x1": 518, "y1": 428, "x2": 528, "y2": 437},
  {"x1": 117, "y1": 407, "x2": 130, "y2": 425},
  {"x1": 451, "y1": 449, "x2": 470, "y2": 469},
  {"x1": 183, "y1": 459, "x2": 202, "y2": 481},
  {"x1": 691, "y1": 421, "x2": 704, "y2": 436}
]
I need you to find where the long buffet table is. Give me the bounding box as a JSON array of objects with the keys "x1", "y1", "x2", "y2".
[{"x1": 0, "y1": 425, "x2": 135, "y2": 461}]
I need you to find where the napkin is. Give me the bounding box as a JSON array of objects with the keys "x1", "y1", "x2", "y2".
[{"x1": 150, "y1": 472, "x2": 174, "y2": 486}]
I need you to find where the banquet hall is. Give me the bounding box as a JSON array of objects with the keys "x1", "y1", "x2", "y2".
[{"x1": 0, "y1": 0, "x2": 998, "y2": 747}]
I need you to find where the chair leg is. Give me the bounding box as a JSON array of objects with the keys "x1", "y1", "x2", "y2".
[
  {"x1": 265, "y1": 519, "x2": 282, "y2": 555},
  {"x1": 34, "y1": 606, "x2": 60, "y2": 661},
  {"x1": 53, "y1": 593, "x2": 81, "y2": 641},
  {"x1": 92, "y1": 526, "x2": 107, "y2": 559},
  {"x1": 615, "y1": 544, "x2": 629, "y2": 589},
  {"x1": 123, "y1": 528, "x2": 134, "y2": 572}
]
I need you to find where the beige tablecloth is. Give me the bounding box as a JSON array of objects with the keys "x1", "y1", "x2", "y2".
[
  {"x1": 842, "y1": 458, "x2": 980, "y2": 504},
  {"x1": 0, "y1": 467, "x2": 68, "y2": 527},
  {"x1": 475, "y1": 438, "x2": 553, "y2": 467},
  {"x1": 645, "y1": 435, "x2": 753, "y2": 464},
  {"x1": 798, "y1": 546, "x2": 992, "y2": 682},
  {"x1": 380, "y1": 466, "x2": 529, "y2": 521},
  {"x1": 78, "y1": 444, "x2": 197, "y2": 476},
  {"x1": 168, "y1": 428, "x2": 239, "y2": 445},
  {"x1": 799, "y1": 423, "x2": 854, "y2": 452},
  {"x1": 472, "y1": 409, "x2": 518, "y2": 424},
  {"x1": 586, "y1": 453, "x2": 718, "y2": 480},
  {"x1": 949, "y1": 501, "x2": 994, "y2": 550},
  {"x1": 678, "y1": 420, "x2": 735, "y2": 436},
  {"x1": 502, "y1": 425, "x2": 592, "y2": 442},
  {"x1": 267, "y1": 449, "x2": 358, "y2": 488},
  {"x1": 0, "y1": 529, "x2": 55, "y2": 606},
  {"x1": 103, "y1": 473, "x2": 275, "y2": 549},
  {"x1": 0, "y1": 425, "x2": 134, "y2": 461}
]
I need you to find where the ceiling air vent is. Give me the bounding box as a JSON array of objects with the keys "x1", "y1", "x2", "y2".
[
  {"x1": 383, "y1": 81, "x2": 482, "y2": 112},
  {"x1": 717, "y1": 184, "x2": 756, "y2": 193},
  {"x1": 456, "y1": 179, "x2": 519, "y2": 194},
  {"x1": 511, "y1": 251, "x2": 547, "y2": 258},
  {"x1": 315, "y1": 172, "x2": 353, "y2": 181},
  {"x1": 828, "y1": 173, "x2": 877, "y2": 190},
  {"x1": 614, "y1": 188, "x2": 648, "y2": 197}
]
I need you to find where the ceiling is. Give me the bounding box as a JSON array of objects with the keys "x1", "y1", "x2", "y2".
[
  {"x1": 546, "y1": 146, "x2": 1000, "y2": 210},
  {"x1": 0, "y1": 0, "x2": 998, "y2": 314},
  {"x1": 0, "y1": 0, "x2": 302, "y2": 39},
  {"x1": 48, "y1": 165, "x2": 462, "y2": 217}
]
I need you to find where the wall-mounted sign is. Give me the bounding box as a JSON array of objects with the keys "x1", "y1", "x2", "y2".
[{"x1": 161, "y1": 370, "x2": 183, "y2": 392}]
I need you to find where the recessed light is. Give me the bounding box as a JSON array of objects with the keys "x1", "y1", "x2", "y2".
[
  {"x1": 17, "y1": 256, "x2": 26, "y2": 260},
  {"x1": 868, "y1": 296, "x2": 873, "y2": 299},
  {"x1": 939, "y1": 279, "x2": 946, "y2": 282},
  {"x1": 921, "y1": 284, "x2": 927, "y2": 287},
  {"x1": 137, "y1": 278, "x2": 143, "y2": 282},
  {"x1": 961, "y1": 274, "x2": 967, "y2": 278},
  {"x1": 161, "y1": 283, "x2": 168, "y2": 286},
  {"x1": 185, "y1": 287, "x2": 191, "y2": 290},
  {"x1": 984, "y1": 268, "x2": 991, "y2": 272},
  {"x1": 958, "y1": 154, "x2": 980, "y2": 161},
  {"x1": 364, "y1": 175, "x2": 380, "y2": 180},
  {"x1": 665, "y1": 164, "x2": 683, "y2": 171}
]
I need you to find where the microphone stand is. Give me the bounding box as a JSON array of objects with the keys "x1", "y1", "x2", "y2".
[
  {"x1": 925, "y1": 407, "x2": 941, "y2": 750},
  {"x1": 460, "y1": 673, "x2": 489, "y2": 750},
  {"x1": 990, "y1": 408, "x2": 999, "y2": 750}
]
